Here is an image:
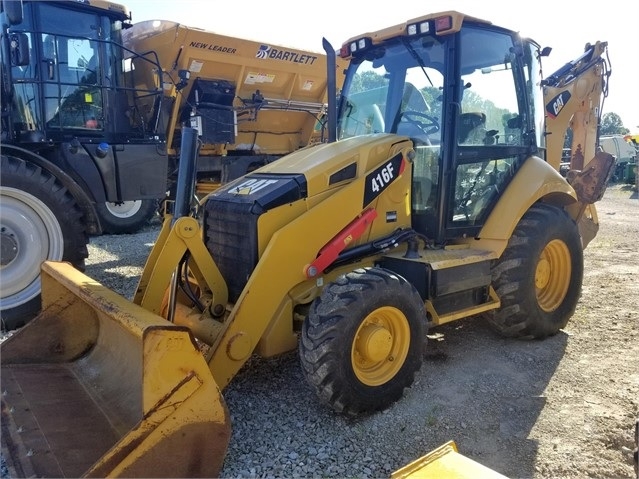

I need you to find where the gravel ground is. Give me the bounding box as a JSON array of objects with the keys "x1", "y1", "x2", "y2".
[{"x1": 2, "y1": 183, "x2": 638, "y2": 478}]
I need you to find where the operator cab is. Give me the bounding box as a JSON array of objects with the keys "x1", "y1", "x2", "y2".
[
  {"x1": 336, "y1": 13, "x2": 546, "y2": 244},
  {"x1": 2, "y1": 0, "x2": 162, "y2": 144}
]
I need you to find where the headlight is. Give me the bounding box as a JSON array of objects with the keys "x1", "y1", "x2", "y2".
[{"x1": 407, "y1": 21, "x2": 430, "y2": 36}]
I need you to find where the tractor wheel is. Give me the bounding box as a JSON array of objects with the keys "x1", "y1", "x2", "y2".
[
  {"x1": 0, "y1": 156, "x2": 89, "y2": 330},
  {"x1": 95, "y1": 198, "x2": 158, "y2": 234},
  {"x1": 485, "y1": 203, "x2": 583, "y2": 339},
  {"x1": 299, "y1": 267, "x2": 426, "y2": 416}
]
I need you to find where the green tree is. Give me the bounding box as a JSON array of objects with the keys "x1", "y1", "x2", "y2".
[
  {"x1": 350, "y1": 70, "x2": 386, "y2": 93},
  {"x1": 600, "y1": 112, "x2": 629, "y2": 135}
]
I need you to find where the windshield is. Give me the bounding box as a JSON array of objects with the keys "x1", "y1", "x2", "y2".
[{"x1": 338, "y1": 36, "x2": 445, "y2": 147}]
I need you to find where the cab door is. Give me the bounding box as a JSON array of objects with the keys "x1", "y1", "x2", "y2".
[
  {"x1": 441, "y1": 26, "x2": 535, "y2": 242},
  {"x1": 37, "y1": 3, "x2": 104, "y2": 136}
]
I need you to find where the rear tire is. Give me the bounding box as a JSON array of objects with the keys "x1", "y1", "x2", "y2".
[
  {"x1": 0, "y1": 156, "x2": 88, "y2": 330},
  {"x1": 484, "y1": 203, "x2": 583, "y2": 339},
  {"x1": 300, "y1": 267, "x2": 426, "y2": 416},
  {"x1": 96, "y1": 199, "x2": 158, "y2": 234}
]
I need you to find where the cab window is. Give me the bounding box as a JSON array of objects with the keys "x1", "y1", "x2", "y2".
[{"x1": 39, "y1": 4, "x2": 103, "y2": 130}]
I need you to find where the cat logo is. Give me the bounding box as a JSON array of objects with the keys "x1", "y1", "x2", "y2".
[
  {"x1": 232, "y1": 178, "x2": 279, "y2": 195},
  {"x1": 545, "y1": 90, "x2": 571, "y2": 119}
]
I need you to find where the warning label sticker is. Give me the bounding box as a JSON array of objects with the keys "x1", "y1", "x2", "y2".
[
  {"x1": 245, "y1": 72, "x2": 275, "y2": 84},
  {"x1": 189, "y1": 60, "x2": 203, "y2": 73}
]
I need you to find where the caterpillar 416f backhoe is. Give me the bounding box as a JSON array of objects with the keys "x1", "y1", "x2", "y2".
[{"x1": 1, "y1": 10, "x2": 613, "y2": 478}]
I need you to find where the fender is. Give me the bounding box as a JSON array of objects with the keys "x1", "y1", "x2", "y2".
[
  {"x1": 470, "y1": 155, "x2": 577, "y2": 256},
  {"x1": 1, "y1": 144, "x2": 101, "y2": 234}
]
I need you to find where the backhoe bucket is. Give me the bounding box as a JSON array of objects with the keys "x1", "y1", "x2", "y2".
[
  {"x1": 391, "y1": 441, "x2": 508, "y2": 478},
  {"x1": 1, "y1": 261, "x2": 231, "y2": 478}
]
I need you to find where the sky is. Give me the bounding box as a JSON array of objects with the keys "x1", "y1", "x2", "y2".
[{"x1": 124, "y1": 0, "x2": 639, "y2": 133}]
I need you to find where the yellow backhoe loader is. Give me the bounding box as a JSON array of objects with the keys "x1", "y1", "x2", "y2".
[{"x1": 1, "y1": 10, "x2": 613, "y2": 478}]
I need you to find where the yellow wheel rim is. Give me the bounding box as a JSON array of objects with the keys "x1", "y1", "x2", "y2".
[
  {"x1": 535, "y1": 239, "x2": 571, "y2": 312},
  {"x1": 351, "y1": 306, "x2": 410, "y2": 386}
]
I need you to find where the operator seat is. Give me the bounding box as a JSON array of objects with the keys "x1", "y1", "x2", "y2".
[{"x1": 458, "y1": 112, "x2": 487, "y2": 144}]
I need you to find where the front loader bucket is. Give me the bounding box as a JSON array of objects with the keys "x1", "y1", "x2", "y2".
[{"x1": 1, "y1": 261, "x2": 231, "y2": 478}]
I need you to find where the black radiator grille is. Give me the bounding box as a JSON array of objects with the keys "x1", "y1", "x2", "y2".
[{"x1": 204, "y1": 200, "x2": 259, "y2": 303}]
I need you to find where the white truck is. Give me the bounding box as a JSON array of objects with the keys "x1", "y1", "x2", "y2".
[{"x1": 599, "y1": 134, "x2": 638, "y2": 183}]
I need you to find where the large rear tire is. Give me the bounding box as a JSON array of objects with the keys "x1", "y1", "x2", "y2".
[
  {"x1": 300, "y1": 267, "x2": 426, "y2": 416},
  {"x1": 95, "y1": 198, "x2": 158, "y2": 234},
  {"x1": 0, "y1": 156, "x2": 89, "y2": 330},
  {"x1": 485, "y1": 203, "x2": 583, "y2": 339}
]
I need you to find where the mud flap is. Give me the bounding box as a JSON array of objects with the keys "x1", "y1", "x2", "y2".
[{"x1": 0, "y1": 261, "x2": 231, "y2": 478}]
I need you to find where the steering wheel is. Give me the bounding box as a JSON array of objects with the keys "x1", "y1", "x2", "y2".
[{"x1": 399, "y1": 111, "x2": 440, "y2": 136}]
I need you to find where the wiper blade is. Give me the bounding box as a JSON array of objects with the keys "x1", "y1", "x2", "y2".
[{"x1": 400, "y1": 37, "x2": 433, "y2": 88}]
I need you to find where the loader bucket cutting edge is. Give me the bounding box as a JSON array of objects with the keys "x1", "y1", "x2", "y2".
[{"x1": 0, "y1": 261, "x2": 231, "y2": 478}]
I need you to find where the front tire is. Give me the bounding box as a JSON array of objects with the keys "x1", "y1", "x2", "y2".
[
  {"x1": 0, "y1": 156, "x2": 89, "y2": 330},
  {"x1": 96, "y1": 199, "x2": 158, "y2": 234},
  {"x1": 485, "y1": 203, "x2": 583, "y2": 339},
  {"x1": 300, "y1": 267, "x2": 426, "y2": 416}
]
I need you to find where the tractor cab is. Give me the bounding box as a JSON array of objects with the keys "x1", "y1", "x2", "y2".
[
  {"x1": 2, "y1": 0, "x2": 162, "y2": 145},
  {"x1": 336, "y1": 12, "x2": 546, "y2": 244}
]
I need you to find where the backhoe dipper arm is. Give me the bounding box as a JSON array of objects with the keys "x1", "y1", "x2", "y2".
[{"x1": 542, "y1": 41, "x2": 610, "y2": 172}]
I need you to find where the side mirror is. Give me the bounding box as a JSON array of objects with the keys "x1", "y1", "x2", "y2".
[
  {"x1": 1, "y1": 0, "x2": 23, "y2": 25},
  {"x1": 10, "y1": 32, "x2": 30, "y2": 66}
]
